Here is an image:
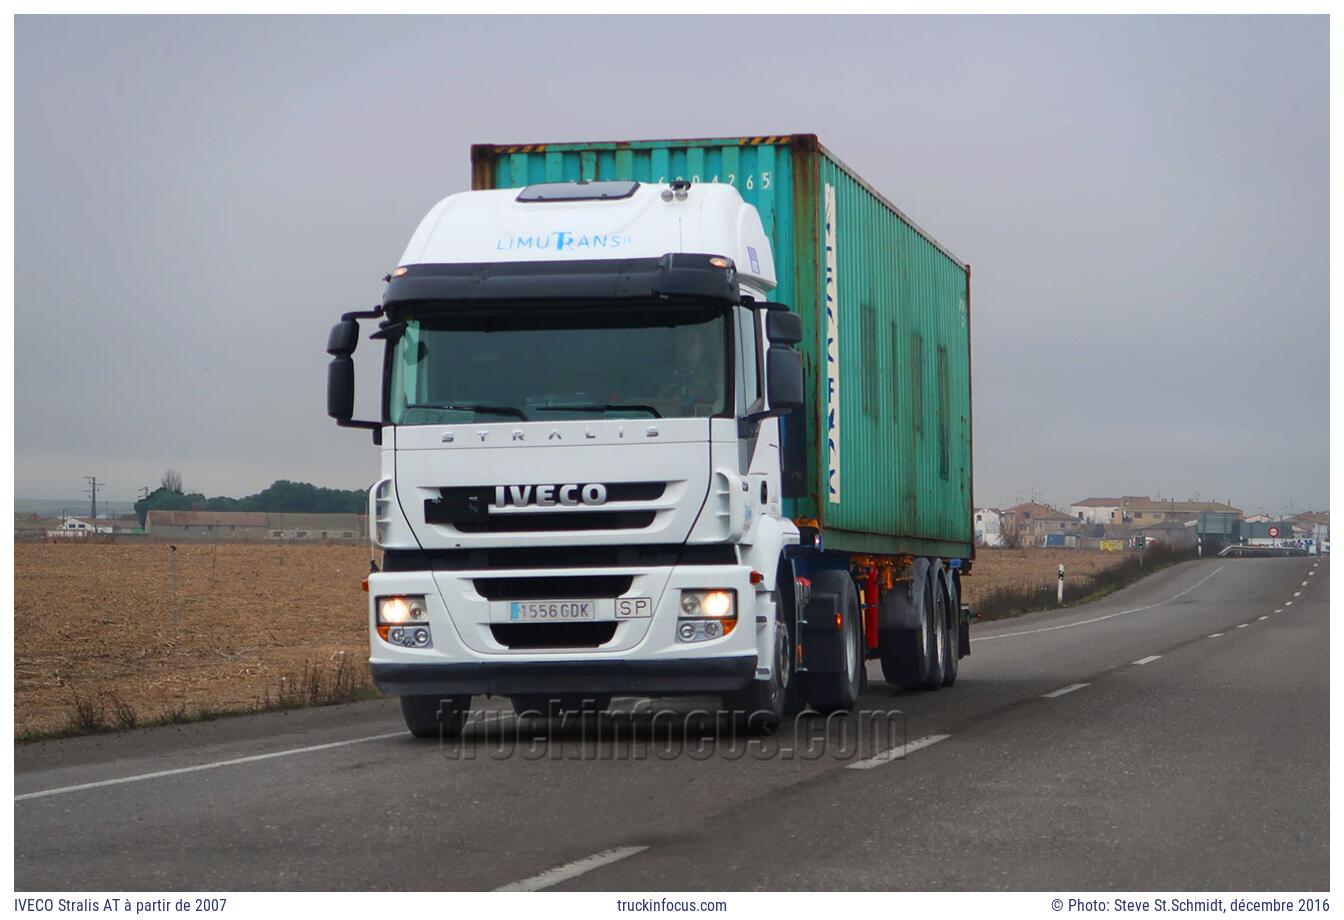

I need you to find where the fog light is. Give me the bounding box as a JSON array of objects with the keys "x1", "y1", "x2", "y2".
[
  {"x1": 390, "y1": 627, "x2": 405, "y2": 643},
  {"x1": 413, "y1": 628, "x2": 429, "y2": 646},
  {"x1": 704, "y1": 620, "x2": 720, "y2": 637},
  {"x1": 678, "y1": 622, "x2": 696, "y2": 640}
]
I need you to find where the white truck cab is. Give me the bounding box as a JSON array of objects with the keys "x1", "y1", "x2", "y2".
[{"x1": 327, "y1": 179, "x2": 813, "y2": 736}]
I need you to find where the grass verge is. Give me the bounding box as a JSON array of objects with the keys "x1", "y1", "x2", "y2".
[
  {"x1": 17, "y1": 654, "x2": 380, "y2": 744},
  {"x1": 972, "y1": 543, "x2": 1200, "y2": 621}
]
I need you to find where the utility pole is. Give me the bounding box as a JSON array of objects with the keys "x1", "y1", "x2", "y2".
[{"x1": 84, "y1": 476, "x2": 102, "y2": 521}]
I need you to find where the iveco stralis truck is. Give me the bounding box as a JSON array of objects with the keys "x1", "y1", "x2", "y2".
[{"x1": 327, "y1": 135, "x2": 974, "y2": 737}]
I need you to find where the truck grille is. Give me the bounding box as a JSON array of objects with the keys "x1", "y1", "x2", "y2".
[
  {"x1": 490, "y1": 623, "x2": 618, "y2": 649},
  {"x1": 473, "y1": 575, "x2": 634, "y2": 601},
  {"x1": 453, "y1": 510, "x2": 656, "y2": 533},
  {"x1": 425, "y1": 482, "x2": 666, "y2": 533}
]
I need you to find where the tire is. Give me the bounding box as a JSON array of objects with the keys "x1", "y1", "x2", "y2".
[
  {"x1": 879, "y1": 565, "x2": 931, "y2": 688},
  {"x1": 941, "y1": 572, "x2": 960, "y2": 687},
  {"x1": 722, "y1": 589, "x2": 794, "y2": 734},
  {"x1": 400, "y1": 694, "x2": 471, "y2": 739},
  {"x1": 920, "y1": 570, "x2": 947, "y2": 690},
  {"x1": 511, "y1": 694, "x2": 612, "y2": 717},
  {"x1": 806, "y1": 571, "x2": 862, "y2": 713}
]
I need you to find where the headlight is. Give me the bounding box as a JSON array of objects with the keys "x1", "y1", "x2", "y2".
[
  {"x1": 378, "y1": 595, "x2": 427, "y2": 625},
  {"x1": 377, "y1": 595, "x2": 432, "y2": 647},
  {"x1": 678, "y1": 589, "x2": 736, "y2": 619}
]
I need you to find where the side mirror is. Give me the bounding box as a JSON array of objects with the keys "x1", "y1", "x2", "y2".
[
  {"x1": 766, "y1": 310, "x2": 803, "y2": 346},
  {"x1": 326, "y1": 317, "x2": 382, "y2": 443},
  {"x1": 766, "y1": 346, "x2": 804, "y2": 412},
  {"x1": 327, "y1": 356, "x2": 355, "y2": 422},
  {"x1": 327, "y1": 319, "x2": 360, "y2": 356}
]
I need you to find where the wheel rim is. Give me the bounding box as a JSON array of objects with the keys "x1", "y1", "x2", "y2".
[
  {"x1": 843, "y1": 605, "x2": 856, "y2": 682},
  {"x1": 775, "y1": 624, "x2": 791, "y2": 691},
  {"x1": 933, "y1": 592, "x2": 946, "y2": 671}
]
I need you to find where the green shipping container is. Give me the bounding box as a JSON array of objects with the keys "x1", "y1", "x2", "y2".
[{"x1": 471, "y1": 134, "x2": 973, "y2": 560}]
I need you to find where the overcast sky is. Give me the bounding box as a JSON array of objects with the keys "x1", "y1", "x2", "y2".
[{"x1": 14, "y1": 15, "x2": 1328, "y2": 515}]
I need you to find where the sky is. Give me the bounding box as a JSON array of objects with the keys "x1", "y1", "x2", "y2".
[{"x1": 13, "y1": 15, "x2": 1329, "y2": 516}]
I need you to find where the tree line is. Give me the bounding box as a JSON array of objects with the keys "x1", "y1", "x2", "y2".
[{"x1": 134, "y1": 472, "x2": 365, "y2": 526}]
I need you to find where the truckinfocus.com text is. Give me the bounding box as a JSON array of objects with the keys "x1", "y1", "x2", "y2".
[{"x1": 434, "y1": 706, "x2": 909, "y2": 762}]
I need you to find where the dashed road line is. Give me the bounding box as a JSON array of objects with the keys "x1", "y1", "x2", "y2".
[
  {"x1": 847, "y1": 733, "x2": 951, "y2": 770},
  {"x1": 1236, "y1": 623, "x2": 1249, "y2": 629},
  {"x1": 1132, "y1": 655, "x2": 1162, "y2": 666},
  {"x1": 1042, "y1": 683, "x2": 1089, "y2": 699},
  {"x1": 1286, "y1": 601, "x2": 1294, "y2": 607},
  {"x1": 495, "y1": 846, "x2": 650, "y2": 891},
  {"x1": 15, "y1": 731, "x2": 406, "y2": 802},
  {"x1": 1302, "y1": 581, "x2": 1309, "y2": 586},
  {"x1": 1258, "y1": 616, "x2": 1269, "y2": 621},
  {"x1": 1208, "y1": 633, "x2": 1224, "y2": 638},
  {"x1": 1275, "y1": 608, "x2": 1283, "y2": 613},
  {"x1": 974, "y1": 566, "x2": 1223, "y2": 643}
]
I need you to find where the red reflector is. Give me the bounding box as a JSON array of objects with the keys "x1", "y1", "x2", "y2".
[
  {"x1": 750, "y1": 570, "x2": 764, "y2": 585},
  {"x1": 834, "y1": 612, "x2": 843, "y2": 630},
  {"x1": 361, "y1": 578, "x2": 369, "y2": 593}
]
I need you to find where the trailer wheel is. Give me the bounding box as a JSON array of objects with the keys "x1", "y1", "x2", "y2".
[
  {"x1": 879, "y1": 569, "x2": 931, "y2": 688},
  {"x1": 921, "y1": 570, "x2": 947, "y2": 690},
  {"x1": 939, "y1": 572, "x2": 959, "y2": 687},
  {"x1": 400, "y1": 694, "x2": 471, "y2": 739},
  {"x1": 806, "y1": 571, "x2": 862, "y2": 713}
]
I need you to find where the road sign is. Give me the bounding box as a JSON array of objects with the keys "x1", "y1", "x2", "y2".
[{"x1": 1268, "y1": 526, "x2": 1280, "y2": 538}]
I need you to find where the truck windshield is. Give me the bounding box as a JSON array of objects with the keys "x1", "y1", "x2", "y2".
[{"x1": 386, "y1": 303, "x2": 731, "y2": 425}]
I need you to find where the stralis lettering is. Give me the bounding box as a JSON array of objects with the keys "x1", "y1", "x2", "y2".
[{"x1": 493, "y1": 484, "x2": 608, "y2": 507}]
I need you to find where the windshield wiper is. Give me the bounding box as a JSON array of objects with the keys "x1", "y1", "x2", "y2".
[
  {"x1": 403, "y1": 402, "x2": 528, "y2": 420},
  {"x1": 532, "y1": 403, "x2": 662, "y2": 418}
]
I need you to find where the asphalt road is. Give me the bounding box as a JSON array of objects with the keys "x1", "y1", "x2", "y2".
[{"x1": 14, "y1": 556, "x2": 1329, "y2": 891}]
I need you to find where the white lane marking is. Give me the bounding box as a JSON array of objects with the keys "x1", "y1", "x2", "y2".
[
  {"x1": 1208, "y1": 633, "x2": 1224, "y2": 638},
  {"x1": 847, "y1": 733, "x2": 950, "y2": 770},
  {"x1": 1132, "y1": 655, "x2": 1162, "y2": 665},
  {"x1": 1302, "y1": 581, "x2": 1309, "y2": 586},
  {"x1": 495, "y1": 846, "x2": 650, "y2": 891},
  {"x1": 15, "y1": 731, "x2": 406, "y2": 802},
  {"x1": 1258, "y1": 616, "x2": 1269, "y2": 621},
  {"x1": 1042, "y1": 683, "x2": 1089, "y2": 699},
  {"x1": 973, "y1": 566, "x2": 1223, "y2": 642},
  {"x1": 1236, "y1": 623, "x2": 1249, "y2": 629},
  {"x1": 1309, "y1": 571, "x2": 1315, "y2": 576},
  {"x1": 1275, "y1": 608, "x2": 1284, "y2": 613},
  {"x1": 1286, "y1": 600, "x2": 1294, "y2": 606},
  {"x1": 1294, "y1": 591, "x2": 1302, "y2": 597}
]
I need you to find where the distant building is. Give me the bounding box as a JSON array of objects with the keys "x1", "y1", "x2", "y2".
[
  {"x1": 1068, "y1": 496, "x2": 1150, "y2": 526},
  {"x1": 45, "y1": 516, "x2": 111, "y2": 539},
  {"x1": 1023, "y1": 509, "x2": 1083, "y2": 545},
  {"x1": 1120, "y1": 499, "x2": 1241, "y2": 528},
  {"x1": 974, "y1": 508, "x2": 1004, "y2": 547},
  {"x1": 1000, "y1": 501, "x2": 1055, "y2": 544},
  {"x1": 144, "y1": 511, "x2": 367, "y2": 542}
]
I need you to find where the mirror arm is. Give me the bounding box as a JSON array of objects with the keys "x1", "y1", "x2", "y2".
[{"x1": 341, "y1": 307, "x2": 383, "y2": 322}]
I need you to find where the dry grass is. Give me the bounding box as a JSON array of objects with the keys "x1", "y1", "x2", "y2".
[
  {"x1": 960, "y1": 547, "x2": 1124, "y2": 608},
  {"x1": 15, "y1": 542, "x2": 377, "y2": 738}
]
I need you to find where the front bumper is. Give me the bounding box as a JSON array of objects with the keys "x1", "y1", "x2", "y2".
[
  {"x1": 371, "y1": 656, "x2": 756, "y2": 696},
  {"x1": 367, "y1": 561, "x2": 764, "y2": 697}
]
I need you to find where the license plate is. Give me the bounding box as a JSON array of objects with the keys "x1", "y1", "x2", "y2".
[{"x1": 509, "y1": 600, "x2": 596, "y2": 621}]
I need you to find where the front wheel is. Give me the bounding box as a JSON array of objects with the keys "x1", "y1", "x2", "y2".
[
  {"x1": 722, "y1": 598, "x2": 794, "y2": 734},
  {"x1": 400, "y1": 694, "x2": 471, "y2": 739}
]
